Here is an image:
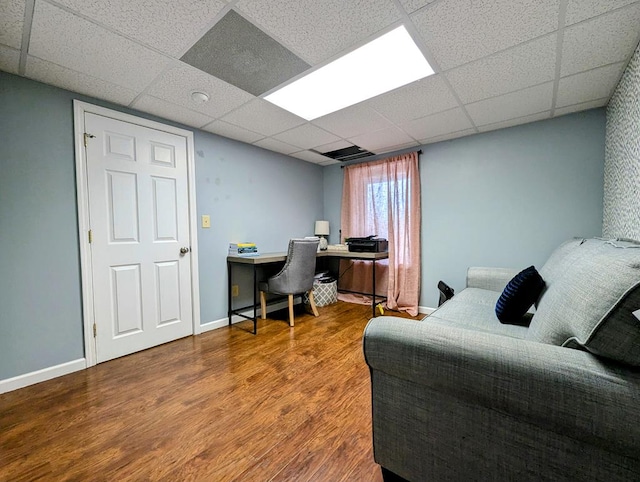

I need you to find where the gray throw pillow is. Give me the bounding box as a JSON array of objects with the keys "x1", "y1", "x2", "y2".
[{"x1": 528, "y1": 239, "x2": 640, "y2": 367}]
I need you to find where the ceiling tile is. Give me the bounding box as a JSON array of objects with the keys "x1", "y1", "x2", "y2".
[
  {"x1": 477, "y1": 111, "x2": 551, "y2": 133},
  {"x1": 145, "y1": 62, "x2": 255, "y2": 119},
  {"x1": 25, "y1": 56, "x2": 138, "y2": 105},
  {"x1": 421, "y1": 128, "x2": 477, "y2": 145},
  {"x1": 273, "y1": 124, "x2": 341, "y2": 150},
  {"x1": 556, "y1": 63, "x2": 625, "y2": 108},
  {"x1": 315, "y1": 140, "x2": 353, "y2": 153},
  {"x1": 221, "y1": 98, "x2": 306, "y2": 136},
  {"x1": 52, "y1": 0, "x2": 227, "y2": 57},
  {"x1": 202, "y1": 120, "x2": 264, "y2": 144},
  {"x1": 376, "y1": 141, "x2": 422, "y2": 155},
  {"x1": 132, "y1": 95, "x2": 214, "y2": 129},
  {"x1": 318, "y1": 159, "x2": 340, "y2": 166},
  {"x1": 367, "y1": 75, "x2": 459, "y2": 123},
  {"x1": 349, "y1": 127, "x2": 417, "y2": 153},
  {"x1": 29, "y1": 1, "x2": 171, "y2": 92},
  {"x1": 0, "y1": 45, "x2": 20, "y2": 74},
  {"x1": 312, "y1": 104, "x2": 395, "y2": 139},
  {"x1": 253, "y1": 137, "x2": 299, "y2": 155},
  {"x1": 399, "y1": 0, "x2": 437, "y2": 14},
  {"x1": 181, "y1": 10, "x2": 309, "y2": 96},
  {"x1": 291, "y1": 150, "x2": 333, "y2": 164},
  {"x1": 400, "y1": 108, "x2": 474, "y2": 140},
  {"x1": 412, "y1": 0, "x2": 558, "y2": 70},
  {"x1": 565, "y1": 0, "x2": 639, "y2": 26},
  {"x1": 0, "y1": 0, "x2": 25, "y2": 49},
  {"x1": 446, "y1": 34, "x2": 557, "y2": 104},
  {"x1": 9, "y1": 0, "x2": 640, "y2": 160},
  {"x1": 554, "y1": 98, "x2": 608, "y2": 117},
  {"x1": 465, "y1": 82, "x2": 554, "y2": 126},
  {"x1": 235, "y1": 0, "x2": 400, "y2": 64},
  {"x1": 561, "y1": 4, "x2": 640, "y2": 76}
]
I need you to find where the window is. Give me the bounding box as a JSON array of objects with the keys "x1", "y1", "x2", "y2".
[{"x1": 341, "y1": 152, "x2": 421, "y2": 315}]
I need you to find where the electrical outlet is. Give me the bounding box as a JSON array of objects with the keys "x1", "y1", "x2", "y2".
[
  {"x1": 201, "y1": 215, "x2": 211, "y2": 228},
  {"x1": 232, "y1": 285, "x2": 239, "y2": 297}
]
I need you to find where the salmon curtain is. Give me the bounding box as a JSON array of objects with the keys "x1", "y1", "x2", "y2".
[{"x1": 339, "y1": 152, "x2": 421, "y2": 316}]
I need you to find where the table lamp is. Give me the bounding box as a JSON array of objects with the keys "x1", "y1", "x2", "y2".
[{"x1": 315, "y1": 220, "x2": 330, "y2": 251}]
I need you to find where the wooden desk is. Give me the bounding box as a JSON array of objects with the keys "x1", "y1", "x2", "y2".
[{"x1": 227, "y1": 249, "x2": 389, "y2": 334}]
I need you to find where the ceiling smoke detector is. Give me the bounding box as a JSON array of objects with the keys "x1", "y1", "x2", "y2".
[{"x1": 191, "y1": 91, "x2": 210, "y2": 104}]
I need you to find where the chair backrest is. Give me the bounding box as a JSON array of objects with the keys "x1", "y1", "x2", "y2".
[{"x1": 268, "y1": 238, "x2": 319, "y2": 295}]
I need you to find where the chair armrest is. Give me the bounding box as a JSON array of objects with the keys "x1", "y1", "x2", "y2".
[
  {"x1": 466, "y1": 267, "x2": 519, "y2": 292},
  {"x1": 363, "y1": 317, "x2": 640, "y2": 457}
]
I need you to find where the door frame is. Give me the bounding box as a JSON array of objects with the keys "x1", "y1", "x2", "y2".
[{"x1": 73, "y1": 100, "x2": 201, "y2": 367}]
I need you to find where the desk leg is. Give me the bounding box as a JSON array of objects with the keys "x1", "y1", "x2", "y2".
[
  {"x1": 372, "y1": 259, "x2": 377, "y2": 318},
  {"x1": 253, "y1": 264, "x2": 258, "y2": 335},
  {"x1": 227, "y1": 260, "x2": 232, "y2": 326}
]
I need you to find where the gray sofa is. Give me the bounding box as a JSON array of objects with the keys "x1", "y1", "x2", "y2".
[{"x1": 364, "y1": 238, "x2": 640, "y2": 481}]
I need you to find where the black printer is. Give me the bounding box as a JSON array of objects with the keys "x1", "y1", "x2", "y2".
[{"x1": 346, "y1": 236, "x2": 389, "y2": 253}]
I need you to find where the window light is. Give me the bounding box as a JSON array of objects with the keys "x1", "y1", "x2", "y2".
[{"x1": 264, "y1": 26, "x2": 434, "y2": 121}]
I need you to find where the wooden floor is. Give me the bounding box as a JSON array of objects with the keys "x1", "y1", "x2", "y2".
[{"x1": 0, "y1": 302, "x2": 421, "y2": 481}]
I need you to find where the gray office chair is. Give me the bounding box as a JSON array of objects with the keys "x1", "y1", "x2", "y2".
[{"x1": 259, "y1": 238, "x2": 320, "y2": 327}]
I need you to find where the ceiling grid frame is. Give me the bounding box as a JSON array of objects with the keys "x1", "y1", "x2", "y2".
[{"x1": 1, "y1": 0, "x2": 638, "y2": 164}]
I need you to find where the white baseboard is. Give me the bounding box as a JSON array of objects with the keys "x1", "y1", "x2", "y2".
[
  {"x1": 0, "y1": 358, "x2": 86, "y2": 394},
  {"x1": 200, "y1": 299, "x2": 293, "y2": 333},
  {"x1": 419, "y1": 306, "x2": 437, "y2": 316}
]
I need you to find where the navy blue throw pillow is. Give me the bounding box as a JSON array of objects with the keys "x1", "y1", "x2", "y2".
[{"x1": 495, "y1": 266, "x2": 545, "y2": 323}]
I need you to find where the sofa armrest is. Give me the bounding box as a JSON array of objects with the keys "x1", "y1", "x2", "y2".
[
  {"x1": 364, "y1": 317, "x2": 640, "y2": 457},
  {"x1": 466, "y1": 266, "x2": 519, "y2": 292}
]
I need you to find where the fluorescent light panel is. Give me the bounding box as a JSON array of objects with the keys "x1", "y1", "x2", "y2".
[{"x1": 264, "y1": 26, "x2": 434, "y2": 120}]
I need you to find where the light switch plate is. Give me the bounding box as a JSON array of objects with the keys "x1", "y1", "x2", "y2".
[{"x1": 202, "y1": 215, "x2": 211, "y2": 228}]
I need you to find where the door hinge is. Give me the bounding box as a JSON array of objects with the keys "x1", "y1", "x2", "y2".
[
  {"x1": 84, "y1": 132, "x2": 95, "y2": 147},
  {"x1": 93, "y1": 323, "x2": 97, "y2": 338},
  {"x1": 88, "y1": 229, "x2": 93, "y2": 243}
]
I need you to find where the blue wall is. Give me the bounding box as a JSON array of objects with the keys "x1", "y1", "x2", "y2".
[
  {"x1": 0, "y1": 69, "x2": 606, "y2": 382},
  {"x1": 1, "y1": 72, "x2": 85, "y2": 379},
  {"x1": 322, "y1": 164, "x2": 344, "y2": 244},
  {"x1": 195, "y1": 134, "x2": 323, "y2": 321},
  {"x1": 0, "y1": 72, "x2": 323, "y2": 380},
  {"x1": 324, "y1": 110, "x2": 606, "y2": 308},
  {"x1": 421, "y1": 110, "x2": 604, "y2": 307}
]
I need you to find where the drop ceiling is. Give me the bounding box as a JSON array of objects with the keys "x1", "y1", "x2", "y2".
[{"x1": 2, "y1": 0, "x2": 640, "y2": 166}]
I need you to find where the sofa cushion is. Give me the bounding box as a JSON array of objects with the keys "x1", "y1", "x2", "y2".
[
  {"x1": 536, "y1": 237, "x2": 586, "y2": 307},
  {"x1": 567, "y1": 283, "x2": 640, "y2": 366},
  {"x1": 495, "y1": 266, "x2": 545, "y2": 323},
  {"x1": 428, "y1": 288, "x2": 529, "y2": 339},
  {"x1": 538, "y1": 238, "x2": 586, "y2": 284},
  {"x1": 528, "y1": 239, "x2": 640, "y2": 366}
]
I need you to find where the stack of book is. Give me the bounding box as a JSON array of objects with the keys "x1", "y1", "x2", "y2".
[{"x1": 229, "y1": 242, "x2": 259, "y2": 257}]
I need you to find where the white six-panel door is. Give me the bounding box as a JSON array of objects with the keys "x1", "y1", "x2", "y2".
[{"x1": 84, "y1": 112, "x2": 193, "y2": 363}]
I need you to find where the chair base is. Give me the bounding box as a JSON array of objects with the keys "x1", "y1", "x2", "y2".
[{"x1": 260, "y1": 290, "x2": 319, "y2": 327}]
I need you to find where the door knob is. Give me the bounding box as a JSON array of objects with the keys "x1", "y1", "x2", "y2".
[{"x1": 180, "y1": 247, "x2": 190, "y2": 255}]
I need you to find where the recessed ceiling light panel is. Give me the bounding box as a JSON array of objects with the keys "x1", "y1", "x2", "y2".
[{"x1": 264, "y1": 26, "x2": 434, "y2": 120}]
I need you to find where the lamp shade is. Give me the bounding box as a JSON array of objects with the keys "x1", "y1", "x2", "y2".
[{"x1": 314, "y1": 220, "x2": 330, "y2": 236}]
